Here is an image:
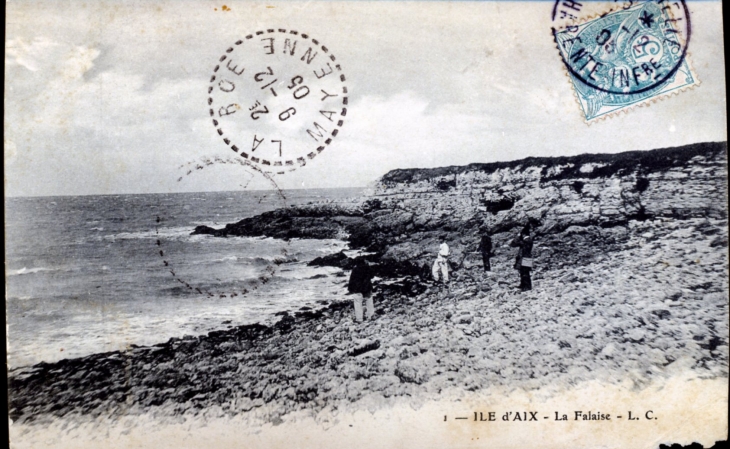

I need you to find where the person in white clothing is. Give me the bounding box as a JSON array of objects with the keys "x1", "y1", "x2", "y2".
[{"x1": 432, "y1": 237, "x2": 450, "y2": 283}]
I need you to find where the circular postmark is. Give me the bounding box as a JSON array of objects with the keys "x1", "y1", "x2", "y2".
[
  {"x1": 551, "y1": 0, "x2": 691, "y2": 96},
  {"x1": 208, "y1": 29, "x2": 348, "y2": 173},
  {"x1": 156, "y1": 159, "x2": 291, "y2": 299}
]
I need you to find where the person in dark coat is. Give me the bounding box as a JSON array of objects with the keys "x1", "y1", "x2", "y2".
[
  {"x1": 348, "y1": 259, "x2": 374, "y2": 322},
  {"x1": 478, "y1": 230, "x2": 493, "y2": 272},
  {"x1": 511, "y1": 224, "x2": 534, "y2": 291}
]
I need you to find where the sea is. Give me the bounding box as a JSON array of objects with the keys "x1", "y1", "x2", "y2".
[{"x1": 5, "y1": 188, "x2": 363, "y2": 369}]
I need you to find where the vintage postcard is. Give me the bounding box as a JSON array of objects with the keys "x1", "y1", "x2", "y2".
[{"x1": 5, "y1": 0, "x2": 728, "y2": 448}]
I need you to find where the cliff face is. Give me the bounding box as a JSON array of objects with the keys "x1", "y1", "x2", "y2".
[
  {"x1": 355, "y1": 141, "x2": 728, "y2": 273},
  {"x1": 375, "y1": 142, "x2": 727, "y2": 231},
  {"x1": 193, "y1": 142, "x2": 727, "y2": 277}
]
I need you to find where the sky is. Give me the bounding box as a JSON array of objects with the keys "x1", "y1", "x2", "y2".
[{"x1": 4, "y1": 0, "x2": 727, "y2": 196}]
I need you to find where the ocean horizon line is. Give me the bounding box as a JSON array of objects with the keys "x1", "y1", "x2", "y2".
[{"x1": 4, "y1": 186, "x2": 369, "y2": 200}]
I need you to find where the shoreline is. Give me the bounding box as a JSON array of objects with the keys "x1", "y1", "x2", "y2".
[
  {"x1": 9, "y1": 216, "x2": 729, "y2": 425},
  {"x1": 6, "y1": 234, "x2": 354, "y2": 369}
]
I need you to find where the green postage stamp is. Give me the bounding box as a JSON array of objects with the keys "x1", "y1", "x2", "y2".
[{"x1": 553, "y1": 1, "x2": 698, "y2": 122}]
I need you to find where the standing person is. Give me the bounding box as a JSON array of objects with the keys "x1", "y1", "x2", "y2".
[
  {"x1": 432, "y1": 236, "x2": 450, "y2": 284},
  {"x1": 348, "y1": 259, "x2": 374, "y2": 322},
  {"x1": 478, "y1": 229, "x2": 493, "y2": 272},
  {"x1": 511, "y1": 224, "x2": 534, "y2": 291}
]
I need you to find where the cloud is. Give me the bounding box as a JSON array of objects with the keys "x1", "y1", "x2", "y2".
[
  {"x1": 266, "y1": 91, "x2": 505, "y2": 190},
  {"x1": 4, "y1": 35, "x2": 213, "y2": 196},
  {"x1": 343, "y1": 91, "x2": 501, "y2": 168},
  {"x1": 5, "y1": 37, "x2": 60, "y2": 72},
  {"x1": 6, "y1": 37, "x2": 100, "y2": 78}
]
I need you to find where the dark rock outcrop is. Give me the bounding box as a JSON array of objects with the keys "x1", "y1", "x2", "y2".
[
  {"x1": 307, "y1": 250, "x2": 356, "y2": 269},
  {"x1": 192, "y1": 204, "x2": 366, "y2": 240}
]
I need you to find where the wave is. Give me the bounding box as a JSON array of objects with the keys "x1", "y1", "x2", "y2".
[
  {"x1": 8, "y1": 267, "x2": 57, "y2": 276},
  {"x1": 101, "y1": 228, "x2": 300, "y2": 244},
  {"x1": 206, "y1": 255, "x2": 299, "y2": 266},
  {"x1": 210, "y1": 255, "x2": 240, "y2": 263},
  {"x1": 274, "y1": 265, "x2": 343, "y2": 281},
  {"x1": 249, "y1": 255, "x2": 298, "y2": 266},
  {"x1": 101, "y1": 226, "x2": 198, "y2": 241}
]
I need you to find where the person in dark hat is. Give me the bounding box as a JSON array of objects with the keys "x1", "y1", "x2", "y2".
[
  {"x1": 478, "y1": 228, "x2": 493, "y2": 272},
  {"x1": 348, "y1": 259, "x2": 375, "y2": 322},
  {"x1": 511, "y1": 223, "x2": 534, "y2": 291}
]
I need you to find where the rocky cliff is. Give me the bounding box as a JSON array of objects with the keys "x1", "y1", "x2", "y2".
[{"x1": 195, "y1": 141, "x2": 728, "y2": 277}]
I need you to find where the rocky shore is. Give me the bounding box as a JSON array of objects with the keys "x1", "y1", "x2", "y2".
[
  {"x1": 8, "y1": 141, "x2": 729, "y2": 427},
  {"x1": 193, "y1": 141, "x2": 729, "y2": 277}
]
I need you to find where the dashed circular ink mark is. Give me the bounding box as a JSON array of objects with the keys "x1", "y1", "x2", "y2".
[
  {"x1": 209, "y1": 29, "x2": 348, "y2": 174},
  {"x1": 155, "y1": 218, "x2": 286, "y2": 299},
  {"x1": 155, "y1": 161, "x2": 290, "y2": 299}
]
